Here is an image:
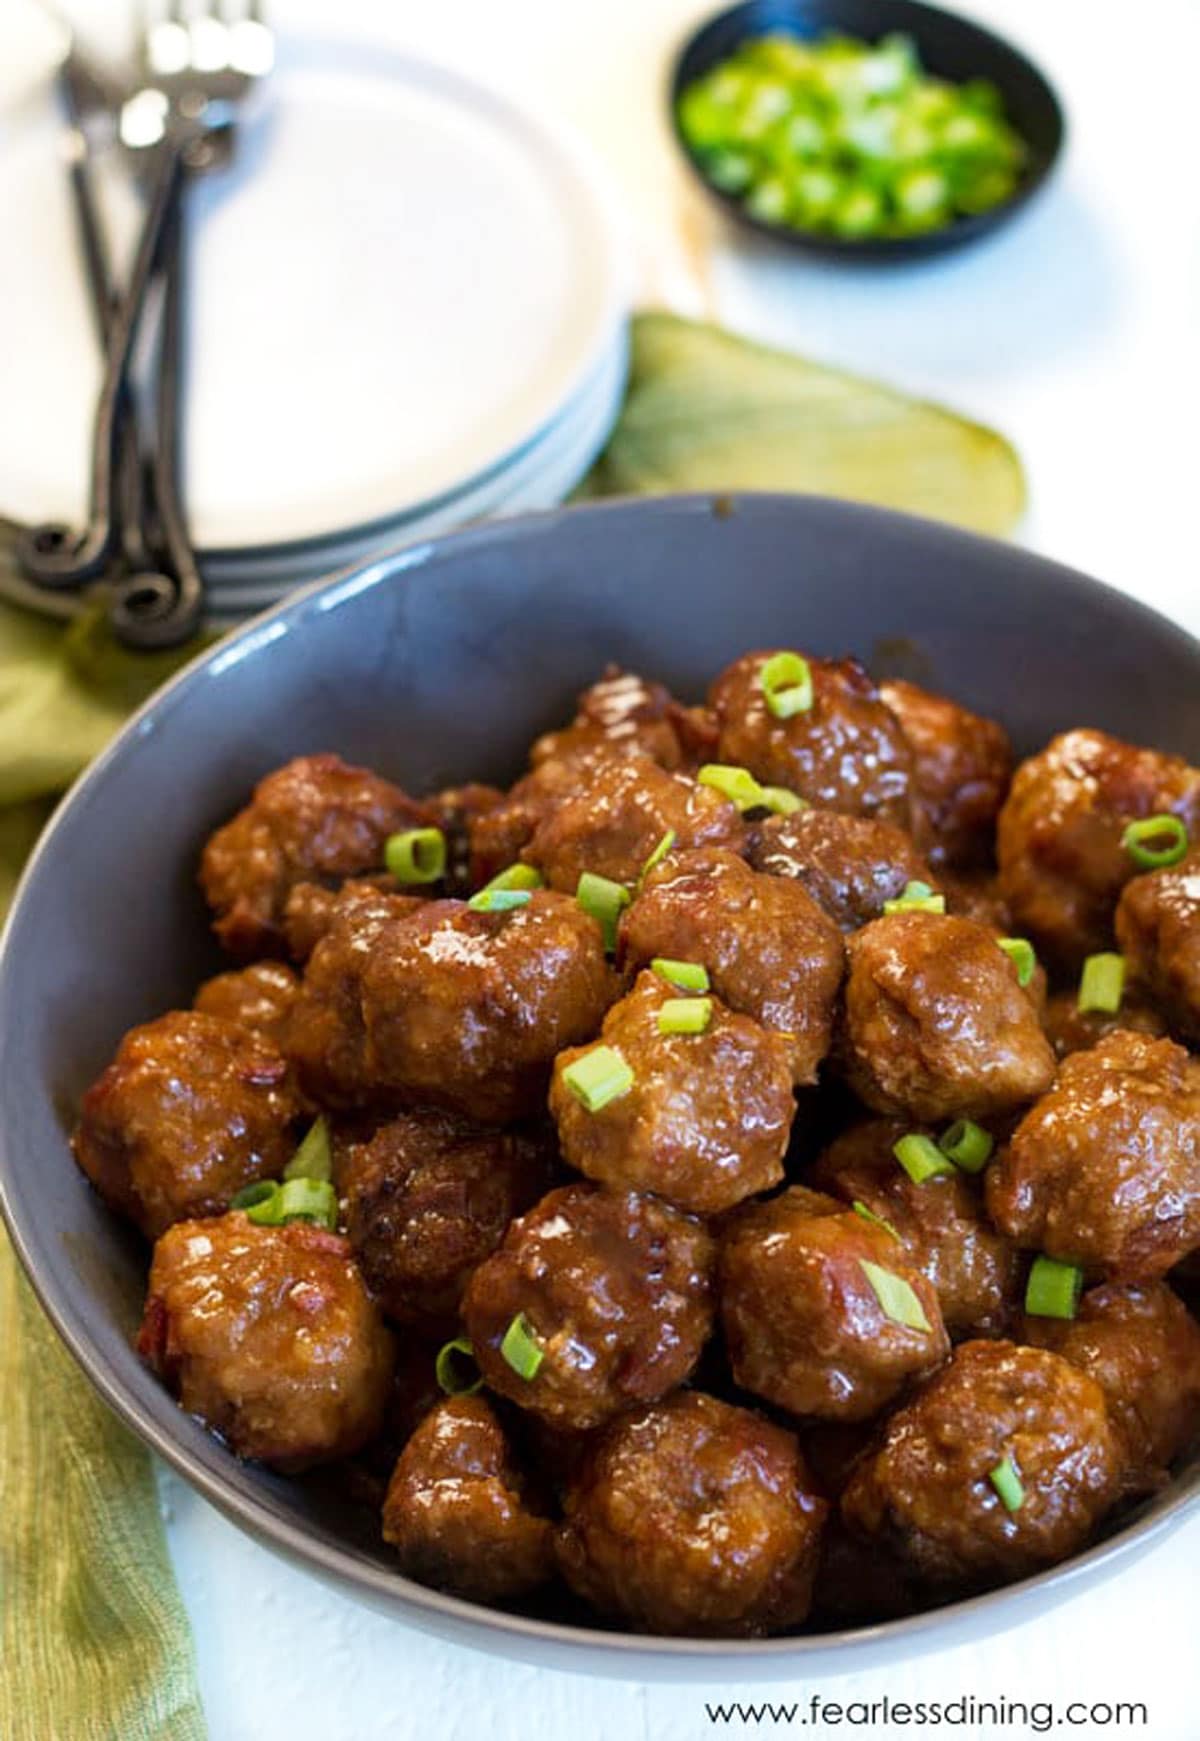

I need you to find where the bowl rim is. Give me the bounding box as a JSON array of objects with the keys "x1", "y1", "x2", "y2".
[
  {"x1": 667, "y1": 0, "x2": 1067, "y2": 262},
  {"x1": 3, "y1": 490, "x2": 1199, "y2": 1672}
]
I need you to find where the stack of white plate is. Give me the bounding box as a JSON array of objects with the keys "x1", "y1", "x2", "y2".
[{"x1": 0, "y1": 34, "x2": 631, "y2": 623}]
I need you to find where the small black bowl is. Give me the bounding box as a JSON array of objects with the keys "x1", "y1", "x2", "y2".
[{"x1": 669, "y1": 0, "x2": 1066, "y2": 260}]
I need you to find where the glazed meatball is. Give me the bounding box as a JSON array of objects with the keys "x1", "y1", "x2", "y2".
[
  {"x1": 1116, "y1": 850, "x2": 1200, "y2": 1045},
  {"x1": 879, "y1": 678, "x2": 1012, "y2": 870},
  {"x1": 556, "y1": 1392, "x2": 827, "y2": 1636},
  {"x1": 839, "y1": 913, "x2": 1055, "y2": 1121},
  {"x1": 747, "y1": 807, "x2": 934, "y2": 933},
  {"x1": 709, "y1": 650, "x2": 914, "y2": 828},
  {"x1": 382, "y1": 1395, "x2": 554, "y2": 1602},
  {"x1": 281, "y1": 876, "x2": 422, "y2": 964},
  {"x1": 1022, "y1": 1282, "x2": 1200, "y2": 1486},
  {"x1": 996, "y1": 729, "x2": 1200, "y2": 969},
  {"x1": 199, "y1": 753, "x2": 431, "y2": 959},
  {"x1": 359, "y1": 893, "x2": 617, "y2": 1123},
  {"x1": 1041, "y1": 986, "x2": 1167, "y2": 1061},
  {"x1": 841, "y1": 1340, "x2": 1124, "y2": 1587},
  {"x1": 341, "y1": 1109, "x2": 554, "y2": 1331},
  {"x1": 720, "y1": 1186, "x2": 949, "y2": 1421},
  {"x1": 530, "y1": 667, "x2": 693, "y2": 772},
  {"x1": 73, "y1": 1010, "x2": 300, "y2": 1239},
  {"x1": 522, "y1": 753, "x2": 744, "y2": 895},
  {"x1": 138, "y1": 1212, "x2": 394, "y2": 1469},
  {"x1": 549, "y1": 970, "x2": 795, "y2": 1216},
  {"x1": 620, "y1": 847, "x2": 844, "y2": 1084},
  {"x1": 986, "y1": 1031, "x2": 1200, "y2": 1278},
  {"x1": 283, "y1": 885, "x2": 424, "y2": 1108},
  {"x1": 462, "y1": 1183, "x2": 715, "y2": 1430},
  {"x1": 193, "y1": 960, "x2": 301, "y2": 1045},
  {"x1": 811, "y1": 1119, "x2": 1021, "y2": 1339}
]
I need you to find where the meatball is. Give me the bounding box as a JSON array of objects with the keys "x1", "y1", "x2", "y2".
[
  {"x1": 1041, "y1": 987, "x2": 1167, "y2": 1061},
  {"x1": 283, "y1": 885, "x2": 424, "y2": 1108},
  {"x1": 720, "y1": 1186, "x2": 949, "y2": 1421},
  {"x1": 530, "y1": 667, "x2": 693, "y2": 771},
  {"x1": 839, "y1": 912, "x2": 1055, "y2": 1122},
  {"x1": 747, "y1": 807, "x2": 934, "y2": 933},
  {"x1": 281, "y1": 876, "x2": 422, "y2": 964},
  {"x1": 522, "y1": 753, "x2": 744, "y2": 895},
  {"x1": 468, "y1": 748, "x2": 611, "y2": 884},
  {"x1": 1116, "y1": 850, "x2": 1200, "y2": 1045},
  {"x1": 556, "y1": 1392, "x2": 827, "y2": 1636},
  {"x1": 810, "y1": 1520, "x2": 917, "y2": 1624},
  {"x1": 341, "y1": 1108, "x2": 554, "y2": 1331},
  {"x1": 987, "y1": 1031, "x2": 1200, "y2": 1278},
  {"x1": 462, "y1": 1183, "x2": 715, "y2": 1430},
  {"x1": 382, "y1": 1395, "x2": 554, "y2": 1602},
  {"x1": 193, "y1": 960, "x2": 301, "y2": 1044},
  {"x1": 138, "y1": 1212, "x2": 394, "y2": 1469},
  {"x1": 359, "y1": 893, "x2": 617, "y2": 1123},
  {"x1": 549, "y1": 970, "x2": 795, "y2": 1216},
  {"x1": 709, "y1": 650, "x2": 914, "y2": 828},
  {"x1": 1022, "y1": 1282, "x2": 1200, "y2": 1486},
  {"x1": 880, "y1": 678, "x2": 1012, "y2": 870},
  {"x1": 841, "y1": 1341, "x2": 1124, "y2": 1587},
  {"x1": 996, "y1": 729, "x2": 1200, "y2": 969},
  {"x1": 199, "y1": 753, "x2": 431, "y2": 959},
  {"x1": 73, "y1": 1010, "x2": 300, "y2": 1239},
  {"x1": 811, "y1": 1119, "x2": 1021, "y2": 1339},
  {"x1": 620, "y1": 847, "x2": 844, "y2": 1084}
]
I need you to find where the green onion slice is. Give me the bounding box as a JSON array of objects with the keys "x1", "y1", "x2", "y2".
[
  {"x1": 997, "y1": 936, "x2": 1037, "y2": 987},
  {"x1": 859, "y1": 1259, "x2": 931, "y2": 1332},
  {"x1": 883, "y1": 879, "x2": 946, "y2": 916},
  {"x1": 638, "y1": 829, "x2": 676, "y2": 888},
  {"x1": 760, "y1": 652, "x2": 814, "y2": 720},
  {"x1": 698, "y1": 763, "x2": 766, "y2": 811},
  {"x1": 576, "y1": 871, "x2": 631, "y2": 952},
  {"x1": 385, "y1": 827, "x2": 446, "y2": 885},
  {"x1": 650, "y1": 957, "x2": 710, "y2": 993},
  {"x1": 500, "y1": 1312, "x2": 544, "y2": 1381},
  {"x1": 284, "y1": 1116, "x2": 332, "y2": 1184},
  {"x1": 1024, "y1": 1255, "x2": 1084, "y2": 1320},
  {"x1": 852, "y1": 1200, "x2": 901, "y2": 1242},
  {"x1": 1078, "y1": 952, "x2": 1126, "y2": 1015},
  {"x1": 435, "y1": 1337, "x2": 483, "y2": 1397},
  {"x1": 467, "y1": 887, "x2": 533, "y2": 914},
  {"x1": 759, "y1": 785, "x2": 808, "y2": 816},
  {"x1": 478, "y1": 862, "x2": 543, "y2": 895},
  {"x1": 937, "y1": 1119, "x2": 993, "y2": 1175},
  {"x1": 231, "y1": 1177, "x2": 337, "y2": 1231},
  {"x1": 1122, "y1": 814, "x2": 1188, "y2": 870},
  {"x1": 893, "y1": 1133, "x2": 956, "y2": 1185},
  {"x1": 658, "y1": 996, "x2": 713, "y2": 1036},
  {"x1": 562, "y1": 1045, "x2": 634, "y2": 1112},
  {"x1": 989, "y1": 1455, "x2": 1025, "y2": 1513}
]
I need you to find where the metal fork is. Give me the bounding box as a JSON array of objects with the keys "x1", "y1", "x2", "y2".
[{"x1": 18, "y1": 1, "x2": 273, "y2": 645}]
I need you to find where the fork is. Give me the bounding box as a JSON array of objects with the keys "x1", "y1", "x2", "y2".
[{"x1": 17, "y1": 2, "x2": 273, "y2": 644}]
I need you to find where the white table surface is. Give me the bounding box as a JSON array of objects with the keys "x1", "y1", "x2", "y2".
[{"x1": 17, "y1": 0, "x2": 1200, "y2": 1734}]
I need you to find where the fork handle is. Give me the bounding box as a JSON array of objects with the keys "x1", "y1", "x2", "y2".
[{"x1": 17, "y1": 138, "x2": 187, "y2": 588}]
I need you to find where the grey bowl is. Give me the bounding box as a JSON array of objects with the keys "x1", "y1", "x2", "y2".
[{"x1": 3, "y1": 493, "x2": 1199, "y2": 1679}]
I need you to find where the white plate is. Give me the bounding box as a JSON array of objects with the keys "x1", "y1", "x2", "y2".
[{"x1": 0, "y1": 36, "x2": 630, "y2": 551}]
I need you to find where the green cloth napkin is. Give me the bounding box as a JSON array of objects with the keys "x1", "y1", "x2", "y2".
[{"x1": 0, "y1": 312, "x2": 1023, "y2": 1736}]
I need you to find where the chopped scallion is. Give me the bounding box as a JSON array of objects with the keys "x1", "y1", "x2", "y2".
[
  {"x1": 284, "y1": 1116, "x2": 332, "y2": 1184},
  {"x1": 698, "y1": 763, "x2": 766, "y2": 811},
  {"x1": 500, "y1": 1312, "x2": 544, "y2": 1381},
  {"x1": 1122, "y1": 814, "x2": 1188, "y2": 870},
  {"x1": 576, "y1": 871, "x2": 631, "y2": 952},
  {"x1": 1077, "y1": 952, "x2": 1126, "y2": 1015},
  {"x1": 479, "y1": 863, "x2": 543, "y2": 895},
  {"x1": 893, "y1": 1132, "x2": 956, "y2": 1184},
  {"x1": 997, "y1": 936, "x2": 1036, "y2": 987},
  {"x1": 1024, "y1": 1255, "x2": 1083, "y2": 1320},
  {"x1": 650, "y1": 957, "x2": 710, "y2": 993},
  {"x1": 989, "y1": 1455, "x2": 1025, "y2": 1513},
  {"x1": 852, "y1": 1200, "x2": 901, "y2": 1242},
  {"x1": 231, "y1": 1177, "x2": 337, "y2": 1231},
  {"x1": 435, "y1": 1337, "x2": 483, "y2": 1396},
  {"x1": 859, "y1": 1259, "x2": 931, "y2": 1332},
  {"x1": 467, "y1": 887, "x2": 532, "y2": 913},
  {"x1": 760, "y1": 651, "x2": 814, "y2": 719},
  {"x1": 385, "y1": 826, "x2": 446, "y2": 885},
  {"x1": 562, "y1": 1045, "x2": 634, "y2": 1112},
  {"x1": 883, "y1": 879, "x2": 946, "y2": 915},
  {"x1": 638, "y1": 829, "x2": 677, "y2": 888},
  {"x1": 937, "y1": 1119, "x2": 993, "y2": 1175},
  {"x1": 759, "y1": 785, "x2": 808, "y2": 816},
  {"x1": 658, "y1": 996, "x2": 713, "y2": 1036}
]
